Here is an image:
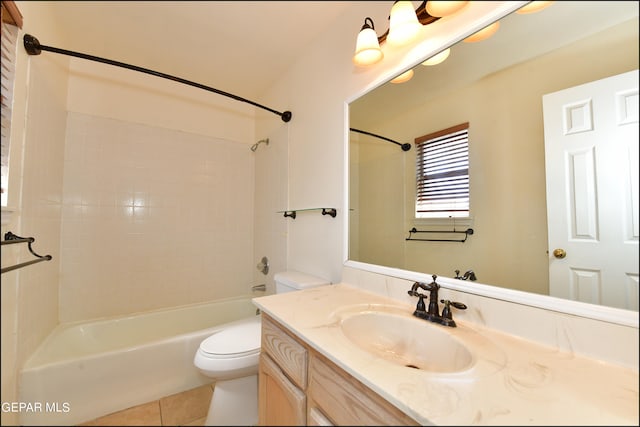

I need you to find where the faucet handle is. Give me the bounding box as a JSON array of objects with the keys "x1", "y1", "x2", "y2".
[{"x1": 440, "y1": 300, "x2": 467, "y2": 327}]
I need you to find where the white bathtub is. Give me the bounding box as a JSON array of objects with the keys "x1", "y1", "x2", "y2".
[{"x1": 19, "y1": 296, "x2": 259, "y2": 426}]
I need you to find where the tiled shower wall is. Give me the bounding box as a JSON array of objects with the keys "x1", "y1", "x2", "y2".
[{"x1": 59, "y1": 112, "x2": 255, "y2": 323}]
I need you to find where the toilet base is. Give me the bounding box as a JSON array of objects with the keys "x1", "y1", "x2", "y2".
[{"x1": 205, "y1": 374, "x2": 258, "y2": 426}]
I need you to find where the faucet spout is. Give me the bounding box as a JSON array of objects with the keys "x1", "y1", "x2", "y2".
[{"x1": 423, "y1": 275, "x2": 440, "y2": 316}]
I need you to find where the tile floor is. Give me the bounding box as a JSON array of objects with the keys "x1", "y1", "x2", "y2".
[{"x1": 79, "y1": 383, "x2": 214, "y2": 426}]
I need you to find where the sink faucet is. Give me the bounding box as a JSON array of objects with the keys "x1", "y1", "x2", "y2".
[
  {"x1": 454, "y1": 269, "x2": 477, "y2": 281},
  {"x1": 407, "y1": 274, "x2": 467, "y2": 327}
]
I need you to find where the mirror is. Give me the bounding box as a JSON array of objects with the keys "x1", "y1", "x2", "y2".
[{"x1": 348, "y1": 1, "x2": 639, "y2": 318}]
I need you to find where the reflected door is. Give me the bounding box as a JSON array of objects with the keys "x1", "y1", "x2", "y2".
[{"x1": 543, "y1": 70, "x2": 639, "y2": 310}]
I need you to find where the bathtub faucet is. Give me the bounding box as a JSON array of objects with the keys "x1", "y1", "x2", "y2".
[{"x1": 251, "y1": 284, "x2": 266, "y2": 292}]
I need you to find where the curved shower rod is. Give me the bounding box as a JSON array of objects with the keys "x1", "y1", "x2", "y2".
[
  {"x1": 23, "y1": 34, "x2": 292, "y2": 123},
  {"x1": 349, "y1": 128, "x2": 411, "y2": 151}
]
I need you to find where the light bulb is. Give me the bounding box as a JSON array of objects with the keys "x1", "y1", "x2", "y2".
[
  {"x1": 516, "y1": 1, "x2": 554, "y2": 14},
  {"x1": 387, "y1": 1, "x2": 422, "y2": 47},
  {"x1": 426, "y1": 1, "x2": 468, "y2": 17},
  {"x1": 421, "y1": 48, "x2": 450, "y2": 66},
  {"x1": 463, "y1": 21, "x2": 499, "y2": 43},
  {"x1": 390, "y1": 69, "x2": 414, "y2": 84},
  {"x1": 353, "y1": 18, "x2": 383, "y2": 66}
]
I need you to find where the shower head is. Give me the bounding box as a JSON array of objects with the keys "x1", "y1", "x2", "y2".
[{"x1": 250, "y1": 138, "x2": 269, "y2": 152}]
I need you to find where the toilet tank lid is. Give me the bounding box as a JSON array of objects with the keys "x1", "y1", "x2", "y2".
[{"x1": 274, "y1": 270, "x2": 330, "y2": 289}]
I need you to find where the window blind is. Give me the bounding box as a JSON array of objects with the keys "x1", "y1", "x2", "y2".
[
  {"x1": 415, "y1": 123, "x2": 469, "y2": 218},
  {"x1": 1, "y1": 20, "x2": 18, "y2": 202}
]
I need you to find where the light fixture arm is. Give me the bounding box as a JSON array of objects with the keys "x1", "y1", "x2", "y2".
[
  {"x1": 350, "y1": 127, "x2": 411, "y2": 151},
  {"x1": 23, "y1": 34, "x2": 293, "y2": 122}
]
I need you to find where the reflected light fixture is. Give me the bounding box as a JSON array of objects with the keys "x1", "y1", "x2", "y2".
[
  {"x1": 390, "y1": 68, "x2": 414, "y2": 84},
  {"x1": 353, "y1": 17, "x2": 384, "y2": 66},
  {"x1": 421, "y1": 47, "x2": 450, "y2": 66},
  {"x1": 463, "y1": 21, "x2": 500, "y2": 43},
  {"x1": 387, "y1": 1, "x2": 423, "y2": 46},
  {"x1": 426, "y1": 1, "x2": 469, "y2": 17},
  {"x1": 516, "y1": 1, "x2": 554, "y2": 14}
]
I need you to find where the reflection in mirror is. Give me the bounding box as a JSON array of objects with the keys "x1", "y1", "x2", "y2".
[{"x1": 348, "y1": 1, "x2": 639, "y2": 314}]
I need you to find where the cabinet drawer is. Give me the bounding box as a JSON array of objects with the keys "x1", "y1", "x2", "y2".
[
  {"x1": 261, "y1": 314, "x2": 308, "y2": 389},
  {"x1": 308, "y1": 352, "x2": 419, "y2": 426}
]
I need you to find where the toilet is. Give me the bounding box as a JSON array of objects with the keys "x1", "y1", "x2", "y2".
[{"x1": 193, "y1": 270, "x2": 329, "y2": 426}]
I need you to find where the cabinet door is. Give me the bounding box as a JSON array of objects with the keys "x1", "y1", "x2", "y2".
[
  {"x1": 258, "y1": 353, "x2": 306, "y2": 426},
  {"x1": 308, "y1": 352, "x2": 419, "y2": 426},
  {"x1": 261, "y1": 314, "x2": 308, "y2": 389}
]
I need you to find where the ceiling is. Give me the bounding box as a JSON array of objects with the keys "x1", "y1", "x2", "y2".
[{"x1": 44, "y1": 1, "x2": 354, "y2": 102}]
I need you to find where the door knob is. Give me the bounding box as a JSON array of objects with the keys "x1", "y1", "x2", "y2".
[{"x1": 552, "y1": 248, "x2": 566, "y2": 259}]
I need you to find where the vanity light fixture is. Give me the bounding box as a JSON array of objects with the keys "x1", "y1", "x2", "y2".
[
  {"x1": 516, "y1": 1, "x2": 554, "y2": 14},
  {"x1": 463, "y1": 21, "x2": 500, "y2": 43},
  {"x1": 353, "y1": 1, "x2": 446, "y2": 67},
  {"x1": 421, "y1": 47, "x2": 450, "y2": 66},
  {"x1": 353, "y1": 17, "x2": 384, "y2": 66},
  {"x1": 387, "y1": 1, "x2": 423, "y2": 46},
  {"x1": 425, "y1": 1, "x2": 469, "y2": 18},
  {"x1": 390, "y1": 68, "x2": 414, "y2": 83}
]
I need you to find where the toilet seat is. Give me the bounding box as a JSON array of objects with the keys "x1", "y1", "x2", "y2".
[
  {"x1": 199, "y1": 317, "x2": 261, "y2": 358},
  {"x1": 194, "y1": 316, "x2": 262, "y2": 381}
]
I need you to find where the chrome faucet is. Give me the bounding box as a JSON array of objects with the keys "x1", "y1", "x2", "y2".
[{"x1": 407, "y1": 275, "x2": 467, "y2": 327}]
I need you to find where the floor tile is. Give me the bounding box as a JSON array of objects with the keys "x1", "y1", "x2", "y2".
[
  {"x1": 159, "y1": 384, "x2": 213, "y2": 426},
  {"x1": 79, "y1": 401, "x2": 161, "y2": 426}
]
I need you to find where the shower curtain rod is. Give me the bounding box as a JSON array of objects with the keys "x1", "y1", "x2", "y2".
[
  {"x1": 350, "y1": 128, "x2": 411, "y2": 151},
  {"x1": 23, "y1": 34, "x2": 292, "y2": 123}
]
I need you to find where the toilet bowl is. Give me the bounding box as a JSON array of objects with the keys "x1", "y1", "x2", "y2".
[
  {"x1": 194, "y1": 316, "x2": 262, "y2": 426},
  {"x1": 193, "y1": 270, "x2": 329, "y2": 426},
  {"x1": 194, "y1": 316, "x2": 261, "y2": 380}
]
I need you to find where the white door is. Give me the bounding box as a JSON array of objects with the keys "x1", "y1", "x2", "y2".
[{"x1": 543, "y1": 70, "x2": 639, "y2": 310}]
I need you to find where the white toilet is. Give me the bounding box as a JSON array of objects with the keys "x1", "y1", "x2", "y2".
[{"x1": 194, "y1": 270, "x2": 329, "y2": 426}]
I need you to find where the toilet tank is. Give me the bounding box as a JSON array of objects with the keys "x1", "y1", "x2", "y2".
[{"x1": 274, "y1": 270, "x2": 330, "y2": 294}]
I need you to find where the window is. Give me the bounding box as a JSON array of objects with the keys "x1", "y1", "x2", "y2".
[
  {"x1": 415, "y1": 122, "x2": 469, "y2": 219},
  {"x1": 1, "y1": 0, "x2": 22, "y2": 206}
]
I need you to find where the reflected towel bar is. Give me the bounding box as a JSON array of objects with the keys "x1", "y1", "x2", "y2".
[
  {"x1": 406, "y1": 227, "x2": 474, "y2": 243},
  {"x1": 1, "y1": 232, "x2": 53, "y2": 274}
]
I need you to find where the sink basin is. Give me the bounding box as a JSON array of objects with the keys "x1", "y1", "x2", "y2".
[{"x1": 339, "y1": 311, "x2": 473, "y2": 373}]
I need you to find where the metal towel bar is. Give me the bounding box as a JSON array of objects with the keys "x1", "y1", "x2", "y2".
[
  {"x1": 406, "y1": 227, "x2": 474, "y2": 243},
  {"x1": 1, "y1": 231, "x2": 52, "y2": 274}
]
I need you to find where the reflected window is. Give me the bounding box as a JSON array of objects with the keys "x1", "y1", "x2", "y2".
[
  {"x1": 415, "y1": 122, "x2": 470, "y2": 219},
  {"x1": 1, "y1": 16, "x2": 19, "y2": 206}
]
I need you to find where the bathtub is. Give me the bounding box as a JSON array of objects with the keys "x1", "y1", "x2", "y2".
[{"x1": 18, "y1": 296, "x2": 259, "y2": 426}]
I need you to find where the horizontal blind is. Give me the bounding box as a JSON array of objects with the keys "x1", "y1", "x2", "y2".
[{"x1": 415, "y1": 123, "x2": 469, "y2": 218}]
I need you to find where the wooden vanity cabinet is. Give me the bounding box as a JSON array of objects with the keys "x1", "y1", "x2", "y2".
[
  {"x1": 258, "y1": 314, "x2": 419, "y2": 426},
  {"x1": 258, "y1": 314, "x2": 308, "y2": 426},
  {"x1": 307, "y1": 351, "x2": 419, "y2": 426}
]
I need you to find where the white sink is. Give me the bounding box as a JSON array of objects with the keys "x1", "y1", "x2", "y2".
[{"x1": 339, "y1": 310, "x2": 473, "y2": 373}]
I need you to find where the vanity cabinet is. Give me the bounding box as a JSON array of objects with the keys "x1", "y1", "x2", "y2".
[
  {"x1": 258, "y1": 314, "x2": 419, "y2": 426},
  {"x1": 259, "y1": 314, "x2": 308, "y2": 425}
]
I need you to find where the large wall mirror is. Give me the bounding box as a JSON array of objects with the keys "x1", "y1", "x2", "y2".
[{"x1": 348, "y1": 1, "x2": 639, "y2": 323}]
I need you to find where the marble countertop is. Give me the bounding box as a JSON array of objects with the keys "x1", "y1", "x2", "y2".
[{"x1": 253, "y1": 283, "x2": 639, "y2": 426}]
